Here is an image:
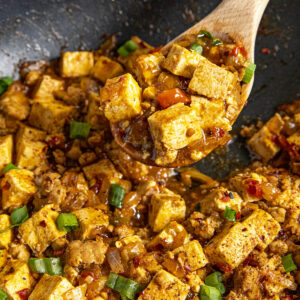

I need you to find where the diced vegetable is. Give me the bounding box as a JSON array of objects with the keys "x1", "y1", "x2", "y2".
[
  {"x1": 70, "y1": 120, "x2": 91, "y2": 139},
  {"x1": 28, "y1": 257, "x2": 63, "y2": 275},
  {"x1": 242, "y1": 62, "x2": 256, "y2": 83},
  {"x1": 224, "y1": 206, "x2": 237, "y2": 221},
  {"x1": 281, "y1": 254, "x2": 297, "y2": 272},
  {"x1": 0, "y1": 76, "x2": 13, "y2": 95},
  {"x1": 11, "y1": 206, "x2": 29, "y2": 225},
  {"x1": 157, "y1": 88, "x2": 190, "y2": 109},
  {"x1": 200, "y1": 284, "x2": 222, "y2": 300},
  {"x1": 211, "y1": 39, "x2": 222, "y2": 46},
  {"x1": 205, "y1": 272, "x2": 225, "y2": 295},
  {"x1": 0, "y1": 290, "x2": 7, "y2": 300},
  {"x1": 117, "y1": 46, "x2": 130, "y2": 58},
  {"x1": 2, "y1": 163, "x2": 19, "y2": 174},
  {"x1": 109, "y1": 184, "x2": 125, "y2": 208},
  {"x1": 190, "y1": 42, "x2": 203, "y2": 54},
  {"x1": 106, "y1": 272, "x2": 143, "y2": 299},
  {"x1": 117, "y1": 40, "x2": 138, "y2": 57},
  {"x1": 56, "y1": 213, "x2": 79, "y2": 232},
  {"x1": 197, "y1": 30, "x2": 215, "y2": 39}
]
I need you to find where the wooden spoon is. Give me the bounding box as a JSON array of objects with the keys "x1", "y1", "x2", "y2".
[{"x1": 111, "y1": 0, "x2": 269, "y2": 167}]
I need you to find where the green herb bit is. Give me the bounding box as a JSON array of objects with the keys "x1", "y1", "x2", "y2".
[
  {"x1": 200, "y1": 284, "x2": 222, "y2": 300},
  {"x1": 109, "y1": 184, "x2": 125, "y2": 208},
  {"x1": 190, "y1": 42, "x2": 203, "y2": 54},
  {"x1": 69, "y1": 120, "x2": 91, "y2": 139},
  {"x1": 197, "y1": 30, "x2": 215, "y2": 40},
  {"x1": 224, "y1": 206, "x2": 237, "y2": 221},
  {"x1": 0, "y1": 289, "x2": 8, "y2": 300},
  {"x1": 282, "y1": 253, "x2": 297, "y2": 272},
  {"x1": 28, "y1": 257, "x2": 63, "y2": 275},
  {"x1": 0, "y1": 76, "x2": 13, "y2": 96},
  {"x1": 242, "y1": 61, "x2": 256, "y2": 83},
  {"x1": 56, "y1": 213, "x2": 79, "y2": 232},
  {"x1": 2, "y1": 163, "x2": 19, "y2": 174},
  {"x1": 11, "y1": 206, "x2": 29, "y2": 225}
]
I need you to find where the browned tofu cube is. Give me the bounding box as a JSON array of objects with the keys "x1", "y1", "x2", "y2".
[
  {"x1": 91, "y1": 56, "x2": 124, "y2": 83},
  {"x1": 0, "y1": 90, "x2": 29, "y2": 120},
  {"x1": 162, "y1": 44, "x2": 203, "y2": 78},
  {"x1": 0, "y1": 135, "x2": 13, "y2": 173},
  {"x1": 16, "y1": 125, "x2": 46, "y2": 152},
  {"x1": 61, "y1": 51, "x2": 94, "y2": 77},
  {"x1": 148, "y1": 103, "x2": 202, "y2": 150},
  {"x1": 135, "y1": 52, "x2": 164, "y2": 87},
  {"x1": 100, "y1": 73, "x2": 142, "y2": 122},
  {"x1": 265, "y1": 113, "x2": 284, "y2": 135},
  {"x1": 188, "y1": 57, "x2": 235, "y2": 99},
  {"x1": 28, "y1": 99, "x2": 73, "y2": 133},
  {"x1": 32, "y1": 75, "x2": 64, "y2": 100},
  {"x1": 287, "y1": 131, "x2": 300, "y2": 146},
  {"x1": 0, "y1": 214, "x2": 13, "y2": 249}
]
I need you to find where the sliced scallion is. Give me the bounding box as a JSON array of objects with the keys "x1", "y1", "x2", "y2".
[
  {"x1": 0, "y1": 77, "x2": 13, "y2": 96},
  {"x1": 2, "y1": 163, "x2": 19, "y2": 174},
  {"x1": 117, "y1": 46, "x2": 130, "y2": 57},
  {"x1": 190, "y1": 42, "x2": 203, "y2": 54},
  {"x1": 197, "y1": 30, "x2": 215, "y2": 39},
  {"x1": 0, "y1": 289, "x2": 8, "y2": 300},
  {"x1": 281, "y1": 253, "x2": 297, "y2": 272},
  {"x1": 69, "y1": 120, "x2": 91, "y2": 139},
  {"x1": 242, "y1": 62, "x2": 256, "y2": 83},
  {"x1": 28, "y1": 257, "x2": 63, "y2": 275},
  {"x1": 224, "y1": 206, "x2": 237, "y2": 222},
  {"x1": 109, "y1": 184, "x2": 125, "y2": 208},
  {"x1": 117, "y1": 40, "x2": 138, "y2": 57},
  {"x1": 56, "y1": 213, "x2": 79, "y2": 232},
  {"x1": 205, "y1": 271, "x2": 225, "y2": 295},
  {"x1": 211, "y1": 39, "x2": 223, "y2": 46},
  {"x1": 200, "y1": 284, "x2": 222, "y2": 300},
  {"x1": 11, "y1": 206, "x2": 29, "y2": 225}
]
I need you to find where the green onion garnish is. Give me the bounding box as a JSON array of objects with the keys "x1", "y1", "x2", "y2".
[
  {"x1": 2, "y1": 163, "x2": 19, "y2": 174},
  {"x1": 224, "y1": 206, "x2": 237, "y2": 221},
  {"x1": 242, "y1": 62, "x2": 256, "y2": 83},
  {"x1": 69, "y1": 120, "x2": 91, "y2": 139},
  {"x1": 106, "y1": 272, "x2": 143, "y2": 299},
  {"x1": 0, "y1": 290, "x2": 7, "y2": 300},
  {"x1": 194, "y1": 203, "x2": 201, "y2": 212},
  {"x1": 205, "y1": 272, "x2": 225, "y2": 295},
  {"x1": 117, "y1": 40, "x2": 138, "y2": 57},
  {"x1": 0, "y1": 77, "x2": 13, "y2": 96},
  {"x1": 200, "y1": 284, "x2": 222, "y2": 300},
  {"x1": 109, "y1": 184, "x2": 125, "y2": 208},
  {"x1": 211, "y1": 39, "x2": 222, "y2": 46},
  {"x1": 56, "y1": 213, "x2": 79, "y2": 232},
  {"x1": 28, "y1": 257, "x2": 63, "y2": 275},
  {"x1": 197, "y1": 30, "x2": 215, "y2": 39},
  {"x1": 281, "y1": 254, "x2": 297, "y2": 272},
  {"x1": 190, "y1": 43, "x2": 203, "y2": 54}
]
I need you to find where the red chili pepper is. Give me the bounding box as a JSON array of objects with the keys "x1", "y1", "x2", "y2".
[
  {"x1": 42, "y1": 145, "x2": 48, "y2": 153},
  {"x1": 221, "y1": 192, "x2": 230, "y2": 202},
  {"x1": 53, "y1": 248, "x2": 65, "y2": 256},
  {"x1": 157, "y1": 88, "x2": 190, "y2": 109},
  {"x1": 16, "y1": 288, "x2": 29, "y2": 300},
  {"x1": 149, "y1": 45, "x2": 163, "y2": 53},
  {"x1": 133, "y1": 256, "x2": 140, "y2": 268},
  {"x1": 218, "y1": 128, "x2": 226, "y2": 137},
  {"x1": 232, "y1": 47, "x2": 239, "y2": 57},
  {"x1": 39, "y1": 220, "x2": 47, "y2": 227},
  {"x1": 92, "y1": 178, "x2": 103, "y2": 194},
  {"x1": 239, "y1": 46, "x2": 247, "y2": 56},
  {"x1": 261, "y1": 48, "x2": 271, "y2": 54},
  {"x1": 80, "y1": 271, "x2": 94, "y2": 279},
  {"x1": 236, "y1": 211, "x2": 242, "y2": 221},
  {"x1": 215, "y1": 262, "x2": 233, "y2": 274},
  {"x1": 246, "y1": 179, "x2": 263, "y2": 198},
  {"x1": 276, "y1": 135, "x2": 300, "y2": 159}
]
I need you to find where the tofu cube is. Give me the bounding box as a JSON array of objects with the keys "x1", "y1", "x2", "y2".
[
  {"x1": 248, "y1": 126, "x2": 281, "y2": 161},
  {"x1": 61, "y1": 51, "x2": 94, "y2": 77},
  {"x1": 265, "y1": 113, "x2": 284, "y2": 135},
  {"x1": 162, "y1": 44, "x2": 203, "y2": 78},
  {"x1": 199, "y1": 187, "x2": 243, "y2": 214},
  {"x1": 28, "y1": 99, "x2": 73, "y2": 133},
  {"x1": 28, "y1": 274, "x2": 73, "y2": 300},
  {"x1": 188, "y1": 57, "x2": 235, "y2": 99},
  {"x1": 62, "y1": 285, "x2": 87, "y2": 300},
  {"x1": 148, "y1": 103, "x2": 202, "y2": 150},
  {"x1": 92, "y1": 56, "x2": 124, "y2": 83},
  {"x1": 138, "y1": 270, "x2": 190, "y2": 300},
  {"x1": 19, "y1": 204, "x2": 66, "y2": 254},
  {"x1": 100, "y1": 73, "x2": 142, "y2": 122},
  {"x1": 163, "y1": 240, "x2": 208, "y2": 277},
  {"x1": 0, "y1": 249, "x2": 7, "y2": 269},
  {"x1": 16, "y1": 125, "x2": 46, "y2": 152},
  {"x1": 0, "y1": 260, "x2": 35, "y2": 300},
  {"x1": 0, "y1": 135, "x2": 13, "y2": 173},
  {"x1": 33, "y1": 75, "x2": 64, "y2": 100},
  {"x1": 72, "y1": 207, "x2": 109, "y2": 240},
  {"x1": 287, "y1": 131, "x2": 300, "y2": 146},
  {"x1": 1, "y1": 169, "x2": 36, "y2": 211},
  {"x1": 0, "y1": 90, "x2": 30, "y2": 120},
  {"x1": 0, "y1": 214, "x2": 13, "y2": 249},
  {"x1": 147, "y1": 221, "x2": 190, "y2": 251},
  {"x1": 135, "y1": 52, "x2": 164, "y2": 87},
  {"x1": 190, "y1": 96, "x2": 231, "y2": 131},
  {"x1": 149, "y1": 190, "x2": 186, "y2": 232}
]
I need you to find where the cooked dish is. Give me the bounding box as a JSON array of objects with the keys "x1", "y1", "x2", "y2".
[{"x1": 0, "y1": 35, "x2": 298, "y2": 300}]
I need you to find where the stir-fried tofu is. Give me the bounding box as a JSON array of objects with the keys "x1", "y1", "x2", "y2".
[
  {"x1": 28, "y1": 99, "x2": 73, "y2": 133},
  {"x1": 28, "y1": 274, "x2": 73, "y2": 300},
  {"x1": 33, "y1": 75, "x2": 64, "y2": 100},
  {"x1": 92, "y1": 56, "x2": 124, "y2": 83},
  {"x1": 148, "y1": 103, "x2": 202, "y2": 150},
  {"x1": 138, "y1": 269, "x2": 190, "y2": 300},
  {"x1": 287, "y1": 131, "x2": 300, "y2": 146},
  {"x1": 134, "y1": 52, "x2": 164, "y2": 87},
  {"x1": 147, "y1": 221, "x2": 190, "y2": 251},
  {"x1": 0, "y1": 215, "x2": 13, "y2": 249},
  {"x1": 0, "y1": 90, "x2": 29, "y2": 120},
  {"x1": 16, "y1": 124, "x2": 46, "y2": 151},
  {"x1": 72, "y1": 207, "x2": 109, "y2": 240},
  {"x1": 1, "y1": 169, "x2": 36, "y2": 211},
  {"x1": 0, "y1": 260, "x2": 35, "y2": 300},
  {"x1": 61, "y1": 51, "x2": 94, "y2": 78},
  {"x1": 188, "y1": 56, "x2": 235, "y2": 99},
  {"x1": 62, "y1": 284, "x2": 87, "y2": 300},
  {"x1": 149, "y1": 189, "x2": 186, "y2": 232},
  {"x1": 19, "y1": 204, "x2": 66, "y2": 254},
  {"x1": 163, "y1": 240, "x2": 208, "y2": 277},
  {"x1": 162, "y1": 44, "x2": 203, "y2": 78},
  {"x1": 0, "y1": 249, "x2": 7, "y2": 269},
  {"x1": 65, "y1": 239, "x2": 108, "y2": 267},
  {"x1": 191, "y1": 96, "x2": 231, "y2": 131},
  {"x1": 0, "y1": 135, "x2": 13, "y2": 173},
  {"x1": 100, "y1": 73, "x2": 142, "y2": 122},
  {"x1": 199, "y1": 187, "x2": 243, "y2": 214}
]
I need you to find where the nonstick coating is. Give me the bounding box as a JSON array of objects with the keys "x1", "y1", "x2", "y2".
[{"x1": 0, "y1": 0, "x2": 299, "y2": 178}]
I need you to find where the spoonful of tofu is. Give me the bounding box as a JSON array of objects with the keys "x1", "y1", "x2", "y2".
[{"x1": 101, "y1": 0, "x2": 269, "y2": 167}]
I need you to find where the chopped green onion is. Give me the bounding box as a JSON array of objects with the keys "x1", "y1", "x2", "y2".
[
  {"x1": 28, "y1": 257, "x2": 63, "y2": 275},
  {"x1": 0, "y1": 290, "x2": 7, "y2": 300},
  {"x1": 197, "y1": 30, "x2": 215, "y2": 39},
  {"x1": 190, "y1": 42, "x2": 203, "y2": 54},
  {"x1": 281, "y1": 253, "x2": 297, "y2": 272},
  {"x1": 242, "y1": 62, "x2": 256, "y2": 83},
  {"x1": 224, "y1": 206, "x2": 237, "y2": 221},
  {"x1": 69, "y1": 120, "x2": 91, "y2": 139},
  {"x1": 123, "y1": 40, "x2": 138, "y2": 52},
  {"x1": 11, "y1": 206, "x2": 29, "y2": 225},
  {"x1": 109, "y1": 184, "x2": 125, "y2": 208},
  {"x1": 200, "y1": 285, "x2": 222, "y2": 300},
  {"x1": 0, "y1": 77, "x2": 13, "y2": 96},
  {"x1": 205, "y1": 272, "x2": 225, "y2": 295},
  {"x1": 194, "y1": 203, "x2": 201, "y2": 212},
  {"x1": 56, "y1": 213, "x2": 79, "y2": 232},
  {"x1": 2, "y1": 163, "x2": 19, "y2": 174},
  {"x1": 117, "y1": 46, "x2": 130, "y2": 57},
  {"x1": 106, "y1": 272, "x2": 143, "y2": 299},
  {"x1": 211, "y1": 39, "x2": 222, "y2": 46}
]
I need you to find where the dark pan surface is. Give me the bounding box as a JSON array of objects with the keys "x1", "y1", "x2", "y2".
[{"x1": 0, "y1": 0, "x2": 299, "y2": 178}]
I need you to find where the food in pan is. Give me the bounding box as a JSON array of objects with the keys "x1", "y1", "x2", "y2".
[{"x1": 0, "y1": 36, "x2": 298, "y2": 300}]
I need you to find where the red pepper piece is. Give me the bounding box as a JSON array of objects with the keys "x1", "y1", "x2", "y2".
[{"x1": 157, "y1": 88, "x2": 190, "y2": 109}]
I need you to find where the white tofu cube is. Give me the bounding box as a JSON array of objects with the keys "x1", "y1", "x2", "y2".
[
  {"x1": 33, "y1": 75, "x2": 64, "y2": 100},
  {"x1": 0, "y1": 214, "x2": 13, "y2": 249},
  {"x1": 0, "y1": 135, "x2": 13, "y2": 173}
]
